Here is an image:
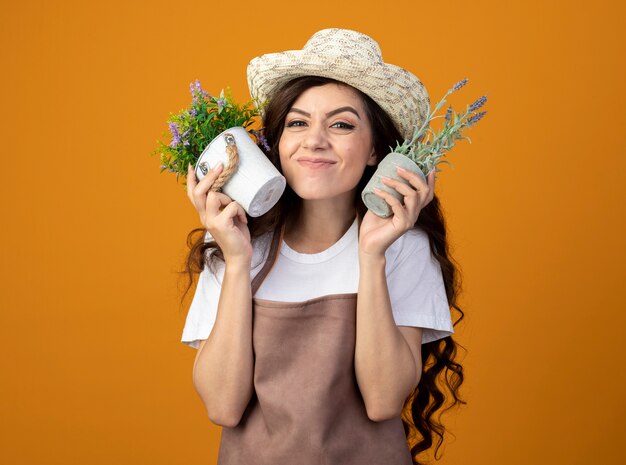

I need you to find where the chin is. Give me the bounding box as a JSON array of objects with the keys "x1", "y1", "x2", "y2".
[
  {"x1": 292, "y1": 187, "x2": 332, "y2": 200},
  {"x1": 291, "y1": 184, "x2": 357, "y2": 203}
]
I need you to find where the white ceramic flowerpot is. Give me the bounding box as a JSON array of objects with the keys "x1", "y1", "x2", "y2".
[
  {"x1": 194, "y1": 127, "x2": 286, "y2": 217},
  {"x1": 361, "y1": 152, "x2": 427, "y2": 218}
]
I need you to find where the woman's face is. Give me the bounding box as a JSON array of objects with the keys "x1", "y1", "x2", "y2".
[{"x1": 278, "y1": 83, "x2": 377, "y2": 202}]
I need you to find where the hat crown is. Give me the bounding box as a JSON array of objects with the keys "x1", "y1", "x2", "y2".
[
  {"x1": 247, "y1": 28, "x2": 430, "y2": 140},
  {"x1": 302, "y1": 28, "x2": 383, "y2": 64}
]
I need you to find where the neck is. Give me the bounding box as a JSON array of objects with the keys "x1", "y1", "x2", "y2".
[{"x1": 284, "y1": 192, "x2": 357, "y2": 253}]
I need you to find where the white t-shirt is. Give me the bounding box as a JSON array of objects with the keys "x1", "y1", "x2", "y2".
[{"x1": 181, "y1": 217, "x2": 454, "y2": 349}]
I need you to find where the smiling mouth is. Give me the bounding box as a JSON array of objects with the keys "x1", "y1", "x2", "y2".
[{"x1": 297, "y1": 159, "x2": 336, "y2": 169}]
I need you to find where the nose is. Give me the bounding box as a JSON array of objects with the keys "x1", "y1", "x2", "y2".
[{"x1": 301, "y1": 123, "x2": 329, "y2": 151}]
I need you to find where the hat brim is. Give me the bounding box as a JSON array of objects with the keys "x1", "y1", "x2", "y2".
[{"x1": 247, "y1": 49, "x2": 430, "y2": 141}]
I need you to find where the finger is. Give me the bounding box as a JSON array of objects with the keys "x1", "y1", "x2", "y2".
[
  {"x1": 380, "y1": 176, "x2": 421, "y2": 214},
  {"x1": 396, "y1": 166, "x2": 428, "y2": 191},
  {"x1": 397, "y1": 166, "x2": 432, "y2": 208},
  {"x1": 205, "y1": 191, "x2": 234, "y2": 218},
  {"x1": 192, "y1": 162, "x2": 224, "y2": 198},
  {"x1": 219, "y1": 201, "x2": 246, "y2": 225},
  {"x1": 186, "y1": 163, "x2": 197, "y2": 199},
  {"x1": 373, "y1": 188, "x2": 410, "y2": 226},
  {"x1": 236, "y1": 204, "x2": 248, "y2": 225},
  {"x1": 380, "y1": 175, "x2": 419, "y2": 198},
  {"x1": 426, "y1": 168, "x2": 436, "y2": 187},
  {"x1": 190, "y1": 163, "x2": 224, "y2": 211},
  {"x1": 425, "y1": 169, "x2": 436, "y2": 203},
  {"x1": 388, "y1": 168, "x2": 431, "y2": 197}
]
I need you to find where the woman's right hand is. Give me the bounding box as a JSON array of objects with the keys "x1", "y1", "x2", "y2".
[{"x1": 187, "y1": 162, "x2": 253, "y2": 265}]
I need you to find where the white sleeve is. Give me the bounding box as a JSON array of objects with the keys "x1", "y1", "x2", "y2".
[
  {"x1": 385, "y1": 228, "x2": 454, "y2": 344},
  {"x1": 180, "y1": 230, "x2": 225, "y2": 349},
  {"x1": 180, "y1": 259, "x2": 225, "y2": 349}
]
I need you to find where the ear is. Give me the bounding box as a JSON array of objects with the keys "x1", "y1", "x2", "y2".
[{"x1": 366, "y1": 148, "x2": 377, "y2": 166}]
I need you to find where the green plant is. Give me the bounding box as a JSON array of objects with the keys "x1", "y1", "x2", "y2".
[
  {"x1": 151, "y1": 80, "x2": 268, "y2": 185},
  {"x1": 393, "y1": 78, "x2": 488, "y2": 176}
]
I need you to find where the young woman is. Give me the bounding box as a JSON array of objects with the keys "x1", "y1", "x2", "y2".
[{"x1": 181, "y1": 28, "x2": 465, "y2": 465}]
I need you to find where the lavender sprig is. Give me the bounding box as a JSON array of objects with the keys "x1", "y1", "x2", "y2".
[
  {"x1": 168, "y1": 122, "x2": 181, "y2": 148},
  {"x1": 251, "y1": 128, "x2": 271, "y2": 153},
  {"x1": 404, "y1": 77, "x2": 471, "y2": 147},
  {"x1": 468, "y1": 95, "x2": 486, "y2": 112},
  {"x1": 453, "y1": 78, "x2": 468, "y2": 91},
  {"x1": 393, "y1": 78, "x2": 488, "y2": 175},
  {"x1": 467, "y1": 111, "x2": 487, "y2": 125}
]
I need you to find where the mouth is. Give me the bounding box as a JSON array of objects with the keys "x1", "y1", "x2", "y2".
[{"x1": 296, "y1": 157, "x2": 337, "y2": 169}]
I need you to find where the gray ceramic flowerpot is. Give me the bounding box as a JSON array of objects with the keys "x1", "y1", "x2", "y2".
[{"x1": 361, "y1": 152, "x2": 426, "y2": 218}]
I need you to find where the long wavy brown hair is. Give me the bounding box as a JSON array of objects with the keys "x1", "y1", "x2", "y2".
[{"x1": 179, "y1": 76, "x2": 466, "y2": 464}]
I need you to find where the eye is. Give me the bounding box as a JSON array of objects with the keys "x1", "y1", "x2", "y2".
[
  {"x1": 286, "y1": 120, "x2": 307, "y2": 128},
  {"x1": 331, "y1": 121, "x2": 355, "y2": 130}
]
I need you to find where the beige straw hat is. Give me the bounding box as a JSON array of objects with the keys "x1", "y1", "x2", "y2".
[{"x1": 247, "y1": 28, "x2": 430, "y2": 141}]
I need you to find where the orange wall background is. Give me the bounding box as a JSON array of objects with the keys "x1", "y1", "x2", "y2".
[{"x1": 1, "y1": 0, "x2": 624, "y2": 464}]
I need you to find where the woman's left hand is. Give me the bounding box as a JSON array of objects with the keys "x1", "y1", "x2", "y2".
[{"x1": 359, "y1": 167, "x2": 436, "y2": 257}]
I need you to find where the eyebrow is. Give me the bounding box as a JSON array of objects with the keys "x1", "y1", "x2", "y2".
[{"x1": 288, "y1": 106, "x2": 361, "y2": 120}]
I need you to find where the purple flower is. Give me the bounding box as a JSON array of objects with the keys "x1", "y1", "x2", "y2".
[
  {"x1": 467, "y1": 111, "x2": 487, "y2": 125},
  {"x1": 182, "y1": 127, "x2": 191, "y2": 146},
  {"x1": 444, "y1": 105, "x2": 453, "y2": 122},
  {"x1": 168, "y1": 121, "x2": 181, "y2": 148},
  {"x1": 160, "y1": 164, "x2": 167, "y2": 169},
  {"x1": 259, "y1": 133, "x2": 270, "y2": 152},
  {"x1": 190, "y1": 80, "x2": 199, "y2": 103},
  {"x1": 453, "y1": 78, "x2": 468, "y2": 91},
  {"x1": 469, "y1": 95, "x2": 487, "y2": 112},
  {"x1": 197, "y1": 80, "x2": 209, "y2": 98},
  {"x1": 252, "y1": 129, "x2": 271, "y2": 152},
  {"x1": 189, "y1": 108, "x2": 197, "y2": 117},
  {"x1": 190, "y1": 79, "x2": 210, "y2": 103},
  {"x1": 217, "y1": 98, "x2": 226, "y2": 108}
]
